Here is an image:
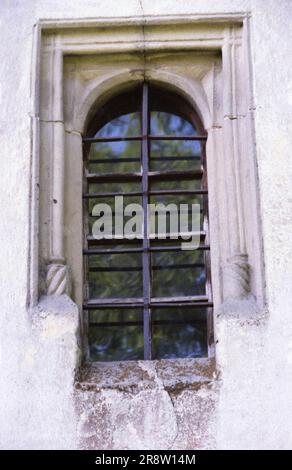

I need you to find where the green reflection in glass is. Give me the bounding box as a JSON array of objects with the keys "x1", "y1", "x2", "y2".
[
  {"x1": 88, "y1": 182, "x2": 141, "y2": 194},
  {"x1": 89, "y1": 141, "x2": 141, "y2": 174},
  {"x1": 149, "y1": 194, "x2": 204, "y2": 233},
  {"x1": 152, "y1": 308, "x2": 207, "y2": 359},
  {"x1": 150, "y1": 112, "x2": 196, "y2": 136},
  {"x1": 89, "y1": 112, "x2": 142, "y2": 174},
  {"x1": 88, "y1": 253, "x2": 143, "y2": 299},
  {"x1": 150, "y1": 179, "x2": 202, "y2": 191},
  {"x1": 95, "y1": 112, "x2": 141, "y2": 138},
  {"x1": 151, "y1": 250, "x2": 206, "y2": 298},
  {"x1": 87, "y1": 194, "x2": 143, "y2": 236},
  {"x1": 150, "y1": 112, "x2": 201, "y2": 171},
  {"x1": 89, "y1": 309, "x2": 144, "y2": 361},
  {"x1": 150, "y1": 140, "x2": 201, "y2": 172}
]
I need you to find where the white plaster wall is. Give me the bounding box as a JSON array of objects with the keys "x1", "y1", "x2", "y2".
[{"x1": 0, "y1": 0, "x2": 292, "y2": 449}]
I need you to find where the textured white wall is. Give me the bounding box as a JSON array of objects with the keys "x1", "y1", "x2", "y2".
[{"x1": 0, "y1": 0, "x2": 292, "y2": 449}]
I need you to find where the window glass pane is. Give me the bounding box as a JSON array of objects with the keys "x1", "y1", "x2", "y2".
[
  {"x1": 95, "y1": 112, "x2": 141, "y2": 138},
  {"x1": 86, "y1": 242, "x2": 142, "y2": 251},
  {"x1": 88, "y1": 140, "x2": 141, "y2": 173},
  {"x1": 151, "y1": 250, "x2": 206, "y2": 298},
  {"x1": 88, "y1": 195, "x2": 142, "y2": 213},
  {"x1": 150, "y1": 193, "x2": 204, "y2": 206},
  {"x1": 152, "y1": 307, "x2": 207, "y2": 359},
  {"x1": 150, "y1": 156, "x2": 201, "y2": 172},
  {"x1": 89, "y1": 309, "x2": 143, "y2": 361},
  {"x1": 87, "y1": 181, "x2": 141, "y2": 194},
  {"x1": 87, "y1": 195, "x2": 143, "y2": 237},
  {"x1": 149, "y1": 194, "x2": 204, "y2": 234},
  {"x1": 88, "y1": 253, "x2": 143, "y2": 298},
  {"x1": 150, "y1": 112, "x2": 195, "y2": 136},
  {"x1": 150, "y1": 139, "x2": 202, "y2": 172},
  {"x1": 150, "y1": 179, "x2": 202, "y2": 191}
]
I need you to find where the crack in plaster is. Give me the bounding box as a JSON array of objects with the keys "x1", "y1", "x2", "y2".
[
  {"x1": 223, "y1": 114, "x2": 246, "y2": 120},
  {"x1": 65, "y1": 129, "x2": 82, "y2": 136},
  {"x1": 138, "y1": 0, "x2": 147, "y2": 80},
  {"x1": 40, "y1": 119, "x2": 63, "y2": 124}
]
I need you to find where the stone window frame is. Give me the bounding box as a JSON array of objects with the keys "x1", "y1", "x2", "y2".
[{"x1": 29, "y1": 13, "x2": 265, "y2": 372}]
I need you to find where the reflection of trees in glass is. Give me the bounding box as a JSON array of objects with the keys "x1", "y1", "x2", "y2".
[
  {"x1": 89, "y1": 113, "x2": 141, "y2": 174},
  {"x1": 88, "y1": 253, "x2": 142, "y2": 299},
  {"x1": 152, "y1": 308, "x2": 207, "y2": 359},
  {"x1": 89, "y1": 309, "x2": 144, "y2": 362},
  {"x1": 151, "y1": 251, "x2": 206, "y2": 298},
  {"x1": 98, "y1": 113, "x2": 141, "y2": 138},
  {"x1": 151, "y1": 112, "x2": 201, "y2": 172},
  {"x1": 89, "y1": 306, "x2": 207, "y2": 361},
  {"x1": 151, "y1": 111, "x2": 196, "y2": 135},
  {"x1": 87, "y1": 111, "x2": 208, "y2": 361}
]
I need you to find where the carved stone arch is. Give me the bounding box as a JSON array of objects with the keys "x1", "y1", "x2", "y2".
[
  {"x1": 70, "y1": 69, "x2": 211, "y2": 136},
  {"x1": 70, "y1": 71, "x2": 144, "y2": 135},
  {"x1": 143, "y1": 70, "x2": 212, "y2": 131}
]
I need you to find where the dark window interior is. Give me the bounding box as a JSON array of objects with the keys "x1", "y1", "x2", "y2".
[{"x1": 83, "y1": 82, "x2": 213, "y2": 361}]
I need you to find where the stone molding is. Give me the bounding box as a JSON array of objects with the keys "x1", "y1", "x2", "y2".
[
  {"x1": 29, "y1": 13, "x2": 265, "y2": 320},
  {"x1": 222, "y1": 254, "x2": 250, "y2": 301},
  {"x1": 46, "y1": 263, "x2": 71, "y2": 296}
]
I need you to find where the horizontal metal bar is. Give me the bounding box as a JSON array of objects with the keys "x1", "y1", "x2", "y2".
[
  {"x1": 87, "y1": 297, "x2": 143, "y2": 305},
  {"x1": 89, "y1": 319, "x2": 207, "y2": 328},
  {"x1": 90, "y1": 320, "x2": 143, "y2": 327},
  {"x1": 83, "y1": 244, "x2": 210, "y2": 254},
  {"x1": 86, "y1": 295, "x2": 208, "y2": 304},
  {"x1": 150, "y1": 301, "x2": 213, "y2": 308},
  {"x1": 89, "y1": 157, "x2": 140, "y2": 164},
  {"x1": 87, "y1": 233, "x2": 206, "y2": 246},
  {"x1": 83, "y1": 189, "x2": 207, "y2": 199},
  {"x1": 89, "y1": 266, "x2": 141, "y2": 272},
  {"x1": 150, "y1": 244, "x2": 210, "y2": 252},
  {"x1": 151, "y1": 156, "x2": 201, "y2": 161},
  {"x1": 149, "y1": 135, "x2": 207, "y2": 141},
  {"x1": 84, "y1": 295, "x2": 210, "y2": 309},
  {"x1": 83, "y1": 135, "x2": 207, "y2": 143},
  {"x1": 83, "y1": 191, "x2": 142, "y2": 199},
  {"x1": 149, "y1": 189, "x2": 207, "y2": 195},
  {"x1": 84, "y1": 302, "x2": 143, "y2": 309},
  {"x1": 89, "y1": 156, "x2": 202, "y2": 164},
  {"x1": 84, "y1": 301, "x2": 213, "y2": 310},
  {"x1": 84, "y1": 247, "x2": 143, "y2": 255},
  {"x1": 83, "y1": 135, "x2": 142, "y2": 143},
  {"x1": 149, "y1": 232, "x2": 206, "y2": 239},
  {"x1": 152, "y1": 295, "x2": 209, "y2": 303},
  {"x1": 148, "y1": 170, "x2": 203, "y2": 181},
  {"x1": 87, "y1": 236, "x2": 142, "y2": 246},
  {"x1": 86, "y1": 172, "x2": 141, "y2": 183},
  {"x1": 86, "y1": 170, "x2": 203, "y2": 183},
  {"x1": 88, "y1": 263, "x2": 205, "y2": 272},
  {"x1": 88, "y1": 208, "x2": 204, "y2": 218}
]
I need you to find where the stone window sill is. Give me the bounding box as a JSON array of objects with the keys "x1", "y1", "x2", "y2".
[{"x1": 75, "y1": 358, "x2": 216, "y2": 393}]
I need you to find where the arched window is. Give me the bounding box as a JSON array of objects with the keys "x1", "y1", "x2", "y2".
[{"x1": 83, "y1": 82, "x2": 213, "y2": 361}]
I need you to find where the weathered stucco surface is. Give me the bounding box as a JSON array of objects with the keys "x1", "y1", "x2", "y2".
[
  {"x1": 75, "y1": 359, "x2": 217, "y2": 449},
  {"x1": 1, "y1": 0, "x2": 292, "y2": 450}
]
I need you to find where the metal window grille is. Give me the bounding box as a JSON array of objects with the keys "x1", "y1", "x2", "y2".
[{"x1": 82, "y1": 82, "x2": 213, "y2": 361}]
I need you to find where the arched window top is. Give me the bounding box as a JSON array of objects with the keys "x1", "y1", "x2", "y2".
[{"x1": 85, "y1": 83, "x2": 206, "y2": 139}]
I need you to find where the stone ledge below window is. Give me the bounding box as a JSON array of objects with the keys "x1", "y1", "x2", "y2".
[{"x1": 75, "y1": 357, "x2": 216, "y2": 394}]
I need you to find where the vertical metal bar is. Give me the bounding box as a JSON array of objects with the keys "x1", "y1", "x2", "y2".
[{"x1": 142, "y1": 82, "x2": 152, "y2": 360}]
